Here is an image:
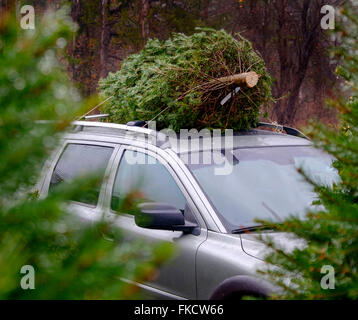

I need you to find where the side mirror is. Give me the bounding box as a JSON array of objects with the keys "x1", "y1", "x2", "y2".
[{"x1": 135, "y1": 202, "x2": 197, "y2": 234}]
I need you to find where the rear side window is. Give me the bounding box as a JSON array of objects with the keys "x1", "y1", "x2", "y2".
[{"x1": 49, "y1": 144, "x2": 114, "y2": 205}]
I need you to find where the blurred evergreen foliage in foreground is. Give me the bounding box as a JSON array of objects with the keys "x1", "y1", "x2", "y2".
[
  {"x1": 0, "y1": 5, "x2": 172, "y2": 299},
  {"x1": 257, "y1": 1, "x2": 358, "y2": 299}
]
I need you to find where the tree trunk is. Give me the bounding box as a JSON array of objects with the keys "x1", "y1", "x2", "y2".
[
  {"x1": 274, "y1": 0, "x2": 321, "y2": 125},
  {"x1": 215, "y1": 72, "x2": 259, "y2": 88},
  {"x1": 141, "y1": 0, "x2": 150, "y2": 41},
  {"x1": 100, "y1": 0, "x2": 109, "y2": 79},
  {"x1": 202, "y1": 0, "x2": 210, "y2": 19}
]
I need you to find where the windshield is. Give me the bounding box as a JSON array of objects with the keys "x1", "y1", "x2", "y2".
[{"x1": 185, "y1": 146, "x2": 340, "y2": 232}]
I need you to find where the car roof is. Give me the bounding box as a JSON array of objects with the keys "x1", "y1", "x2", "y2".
[
  {"x1": 69, "y1": 121, "x2": 312, "y2": 153},
  {"x1": 169, "y1": 129, "x2": 312, "y2": 154}
]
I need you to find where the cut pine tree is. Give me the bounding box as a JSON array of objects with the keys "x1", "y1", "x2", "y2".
[{"x1": 100, "y1": 28, "x2": 273, "y2": 131}]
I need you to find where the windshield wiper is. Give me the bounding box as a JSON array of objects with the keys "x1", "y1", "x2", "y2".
[{"x1": 231, "y1": 225, "x2": 273, "y2": 234}]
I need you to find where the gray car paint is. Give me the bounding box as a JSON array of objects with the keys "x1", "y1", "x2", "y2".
[{"x1": 37, "y1": 121, "x2": 312, "y2": 300}]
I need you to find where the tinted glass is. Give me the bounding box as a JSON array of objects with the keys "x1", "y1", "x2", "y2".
[
  {"x1": 112, "y1": 150, "x2": 195, "y2": 221},
  {"x1": 50, "y1": 144, "x2": 114, "y2": 205}
]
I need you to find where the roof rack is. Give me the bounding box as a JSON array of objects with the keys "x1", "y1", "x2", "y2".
[
  {"x1": 75, "y1": 115, "x2": 308, "y2": 139},
  {"x1": 70, "y1": 120, "x2": 309, "y2": 149},
  {"x1": 256, "y1": 122, "x2": 309, "y2": 140},
  {"x1": 72, "y1": 120, "x2": 154, "y2": 135},
  {"x1": 71, "y1": 121, "x2": 169, "y2": 147},
  {"x1": 80, "y1": 114, "x2": 109, "y2": 120}
]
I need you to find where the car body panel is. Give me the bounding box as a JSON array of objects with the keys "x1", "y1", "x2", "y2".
[
  {"x1": 100, "y1": 145, "x2": 209, "y2": 299},
  {"x1": 196, "y1": 231, "x2": 266, "y2": 299},
  {"x1": 240, "y1": 232, "x2": 307, "y2": 260},
  {"x1": 37, "y1": 122, "x2": 317, "y2": 299}
]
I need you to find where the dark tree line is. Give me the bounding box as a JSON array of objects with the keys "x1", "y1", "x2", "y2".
[{"x1": 3, "y1": 0, "x2": 344, "y2": 127}]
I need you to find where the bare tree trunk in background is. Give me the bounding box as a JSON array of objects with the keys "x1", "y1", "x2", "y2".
[
  {"x1": 284, "y1": 0, "x2": 321, "y2": 124},
  {"x1": 261, "y1": 2, "x2": 270, "y2": 61},
  {"x1": 69, "y1": 0, "x2": 81, "y2": 80},
  {"x1": 202, "y1": 0, "x2": 210, "y2": 19},
  {"x1": 72, "y1": 0, "x2": 81, "y2": 43},
  {"x1": 273, "y1": 0, "x2": 322, "y2": 125},
  {"x1": 100, "y1": 0, "x2": 109, "y2": 79},
  {"x1": 274, "y1": 0, "x2": 291, "y2": 124},
  {"x1": 72, "y1": 0, "x2": 81, "y2": 19},
  {"x1": 141, "y1": 0, "x2": 150, "y2": 41}
]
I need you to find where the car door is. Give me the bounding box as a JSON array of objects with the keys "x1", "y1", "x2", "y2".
[
  {"x1": 39, "y1": 140, "x2": 119, "y2": 223},
  {"x1": 103, "y1": 145, "x2": 208, "y2": 300}
]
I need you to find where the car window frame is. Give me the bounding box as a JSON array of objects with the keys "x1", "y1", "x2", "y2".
[
  {"x1": 105, "y1": 145, "x2": 204, "y2": 229},
  {"x1": 41, "y1": 139, "x2": 120, "y2": 209}
]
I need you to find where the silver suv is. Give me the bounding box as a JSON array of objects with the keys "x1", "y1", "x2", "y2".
[{"x1": 37, "y1": 120, "x2": 338, "y2": 300}]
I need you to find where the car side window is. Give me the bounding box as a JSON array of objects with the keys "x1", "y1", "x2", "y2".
[
  {"x1": 49, "y1": 144, "x2": 114, "y2": 206},
  {"x1": 112, "y1": 150, "x2": 196, "y2": 222}
]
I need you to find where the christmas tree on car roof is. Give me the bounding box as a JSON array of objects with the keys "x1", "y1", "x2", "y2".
[{"x1": 99, "y1": 28, "x2": 273, "y2": 132}]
